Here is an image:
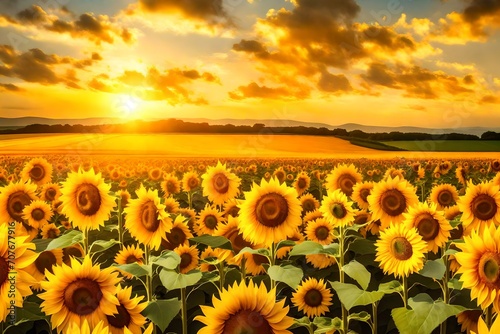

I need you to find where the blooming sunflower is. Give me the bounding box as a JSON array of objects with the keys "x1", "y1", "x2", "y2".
[
  {"x1": 428, "y1": 184, "x2": 459, "y2": 211},
  {"x1": 117, "y1": 190, "x2": 131, "y2": 209},
  {"x1": 148, "y1": 168, "x2": 162, "y2": 182},
  {"x1": 216, "y1": 216, "x2": 253, "y2": 257},
  {"x1": 305, "y1": 218, "x2": 335, "y2": 245},
  {"x1": 66, "y1": 319, "x2": 111, "y2": 334},
  {"x1": 177, "y1": 208, "x2": 197, "y2": 233},
  {"x1": 367, "y1": 176, "x2": 419, "y2": 230},
  {"x1": 174, "y1": 244, "x2": 199, "y2": 274},
  {"x1": 163, "y1": 197, "x2": 180, "y2": 214},
  {"x1": 403, "y1": 202, "x2": 452, "y2": 254},
  {"x1": 20, "y1": 157, "x2": 53, "y2": 186},
  {"x1": 201, "y1": 161, "x2": 241, "y2": 205},
  {"x1": 325, "y1": 164, "x2": 362, "y2": 197},
  {"x1": 39, "y1": 256, "x2": 120, "y2": 333},
  {"x1": 238, "y1": 177, "x2": 302, "y2": 247},
  {"x1": 455, "y1": 225, "x2": 500, "y2": 312},
  {"x1": 114, "y1": 244, "x2": 144, "y2": 279},
  {"x1": 195, "y1": 280, "x2": 293, "y2": 334},
  {"x1": 41, "y1": 223, "x2": 61, "y2": 239},
  {"x1": 319, "y1": 189, "x2": 355, "y2": 227},
  {"x1": 293, "y1": 172, "x2": 311, "y2": 196},
  {"x1": 60, "y1": 168, "x2": 116, "y2": 232},
  {"x1": 161, "y1": 174, "x2": 181, "y2": 197},
  {"x1": 106, "y1": 285, "x2": 147, "y2": 334},
  {"x1": 303, "y1": 209, "x2": 323, "y2": 224},
  {"x1": 351, "y1": 181, "x2": 374, "y2": 210},
  {"x1": 456, "y1": 310, "x2": 482, "y2": 334},
  {"x1": 458, "y1": 181, "x2": 500, "y2": 234},
  {"x1": 375, "y1": 223, "x2": 428, "y2": 278},
  {"x1": 222, "y1": 198, "x2": 241, "y2": 219},
  {"x1": 22, "y1": 199, "x2": 53, "y2": 229},
  {"x1": 181, "y1": 171, "x2": 200, "y2": 192},
  {"x1": 0, "y1": 181, "x2": 38, "y2": 224},
  {"x1": 195, "y1": 204, "x2": 224, "y2": 236},
  {"x1": 25, "y1": 249, "x2": 63, "y2": 291},
  {"x1": 124, "y1": 185, "x2": 172, "y2": 251},
  {"x1": 291, "y1": 277, "x2": 333, "y2": 318},
  {"x1": 299, "y1": 193, "x2": 320, "y2": 214},
  {"x1": 162, "y1": 215, "x2": 193, "y2": 250},
  {"x1": 62, "y1": 243, "x2": 85, "y2": 266},
  {"x1": 40, "y1": 183, "x2": 62, "y2": 202},
  {"x1": 305, "y1": 254, "x2": 337, "y2": 269}
]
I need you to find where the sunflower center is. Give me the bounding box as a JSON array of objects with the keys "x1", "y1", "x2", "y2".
[
  {"x1": 437, "y1": 190, "x2": 453, "y2": 207},
  {"x1": 165, "y1": 227, "x2": 186, "y2": 249},
  {"x1": 227, "y1": 206, "x2": 240, "y2": 218},
  {"x1": 125, "y1": 255, "x2": 139, "y2": 264},
  {"x1": 415, "y1": 213, "x2": 440, "y2": 241},
  {"x1": 46, "y1": 228, "x2": 59, "y2": 239},
  {"x1": 302, "y1": 199, "x2": 316, "y2": 213},
  {"x1": 380, "y1": 189, "x2": 407, "y2": 216},
  {"x1": 338, "y1": 174, "x2": 356, "y2": 196},
  {"x1": 213, "y1": 173, "x2": 230, "y2": 194},
  {"x1": 29, "y1": 164, "x2": 45, "y2": 181},
  {"x1": 225, "y1": 227, "x2": 252, "y2": 254},
  {"x1": 255, "y1": 193, "x2": 289, "y2": 228},
  {"x1": 7, "y1": 190, "x2": 32, "y2": 222},
  {"x1": 140, "y1": 201, "x2": 161, "y2": 232},
  {"x1": 31, "y1": 208, "x2": 46, "y2": 221},
  {"x1": 106, "y1": 304, "x2": 131, "y2": 329},
  {"x1": 471, "y1": 194, "x2": 497, "y2": 221},
  {"x1": 204, "y1": 215, "x2": 218, "y2": 230},
  {"x1": 76, "y1": 184, "x2": 102, "y2": 216},
  {"x1": 354, "y1": 214, "x2": 369, "y2": 225},
  {"x1": 304, "y1": 289, "x2": 323, "y2": 307},
  {"x1": 64, "y1": 279, "x2": 103, "y2": 315},
  {"x1": 297, "y1": 178, "x2": 307, "y2": 189},
  {"x1": 223, "y1": 309, "x2": 272, "y2": 334},
  {"x1": 315, "y1": 226, "x2": 330, "y2": 241},
  {"x1": 35, "y1": 251, "x2": 57, "y2": 275},
  {"x1": 360, "y1": 188, "x2": 371, "y2": 202},
  {"x1": 479, "y1": 253, "x2": 500, "y2": 286},
  {"x1": 166, "y1": 181, "x2": 176, "y2": 193},
  {"x1": 46, "y1": 188, "x2": 57, "y2": 201},
  {"x1": 492, "y1": 161, "x2": 500, "y2": 172},
  {"x1": 252, "y1": 254, "x2": 269, "y2": 266},
  {"x1": 180, "y1": 253, "x2": 192, "y2": 269},
  {"x1": 391, "y1": 237, "x2": 413, "y2": 261},
  {"x1": 188, "y1": 177, "x2": 199, "y2": 189},
  {"x1": 332, "y1": 204, "x2": 346, "y2": 219},
  {"x1": 62, "y1": 246, "x2": 84, "y2": 264},
  {"x1": 0, "y1": 257, "x2": 9, "y2": 286}
]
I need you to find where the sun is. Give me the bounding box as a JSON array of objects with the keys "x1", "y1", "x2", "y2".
[{"x1": 115, "y1": 94, "x2": 142, "y2": 117}]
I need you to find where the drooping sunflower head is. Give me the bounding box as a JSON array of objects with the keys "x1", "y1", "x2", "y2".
[
  {"x1": 0, "y1": 180, "x2": 38, "y2": 224},
  {"x1": 60, "y1": 168, "x2": 116, "y2": 232},
  {"x1": 273, "y1": 167, "x2": 287, "y2": 184},
  {"x1": 458, "y1": 181, "x2": 500, "y2": 234},
  {"x1": 174, "y1": 244, "x2": 199, "y2": 274},
  {"x1": 117, "y1": 190, "x2": 131, "y2": 209},
  {"x1": 194, "y1": 280, "x2": 293, "y2": 334},
  {"x1": 351, "y1": 181, "x2": 374, "y2": 210},
  {"x1": 429, "y1": 183, "x2": 459, "y2": 210},
  {"x1": 319, "y1": 189, "x2": 355, "y2": 227},
  {"x1": 106, "y1": 285, "x2": 147, "y2": 334},
  {"x1": 20, "y1": 157, "x2": 53, "y2": 186},
  {"x1": 299, "y1": 193, "x2": 320, "y2": 214},
  {"x1": 238, "y1": 177, "x2": 302, "y2": 247},
  {"x1": 162, "y1": 215, "x2": 193, "y2": 250},
  {"x1": 375, "y1": 222, "x2": 428, "y2": 278},
  {"x1": 325, "y1": 163, "x2": 362, "y2": 197},
  {"x1": 40, "y1": 183, "x2": 61, "y2": 202},
  {"x1": 161, "y1": 173, "x2": 181, "y2": 197},
  {"x1": 304, "y1": 218, "x2": 335, "y2": 245},
  {"x1": 456, "y1": 167, "x2": 468, "y2": 185},
  {"x1": 201, "y1": 161, "x2": 241, "y2": 205},
  {"x1": 22, "y1": 199, "x2": 53, "y2": 229},
  {"x1": 195, "y1": 204, "x2": 224, "y2": 236},
  {"x1": 293, "y1": 172, "x2": 311, "y2": 196},
  {"x1": 291, "y1": 277, "x2": 333, "y2": 318},
  {"x1": 181, "y1": 171, "x2": 200, "y2": 192}
]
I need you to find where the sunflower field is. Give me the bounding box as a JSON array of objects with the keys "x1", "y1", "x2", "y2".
[{"x1": 1, "y1": 156, "x2": 500, "y2": 334}]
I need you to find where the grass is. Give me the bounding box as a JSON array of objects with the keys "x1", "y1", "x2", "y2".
[
  {"x1": 337, "y1": 137, "x2": 407, "y2": 151},
  {"x1": 382, "y1": 140, "x2": 500, "y2": 152}
]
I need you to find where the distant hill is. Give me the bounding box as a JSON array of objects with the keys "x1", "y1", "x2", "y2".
[{"x1": 0, "y1": 117, "x2": 122, "y2": 127}]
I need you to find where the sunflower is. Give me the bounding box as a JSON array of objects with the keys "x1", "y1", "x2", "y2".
[
  {"x1": 195, "y1": 204, "x2": 224, "y2": 236},
  {"x1": 273, "y1": 167, "x2": 286, "y2": 184},
  {"x1": 293, "y1": 172, "x2": 311, "y2": 196},
  {"x1": 200, "y1": 246, "x2": 218, "y2": 272},
  {"x1": 163, "y1": 196, "x2": 180, "y2": 214},
  {"x1": 22, "y1": 200, "x2": 53, "y2": 229},
  {"x1": 351, "y1": 181, "x2": 374, "y2": 210},
  {"x1": 470, "y1": 314, "x2": 500, "y2": 334},
  {"x1": 455, "y1": 225, "x2": 500, "y2": 312},
  {"x1": 0, "y1": 225, "x2": 38, "y2": 322},
  {"x1": 492, "y1": 172, "x2": 500, "y2": 188},
  {"x1": 201, "y1": 161, "x2": 241, "y2": 205},
  {"x1": 0, "y1": 181, "x2": 38, "y2": 224},
  {"x1": 299, "y1": 193, "x2": 320, "y2": 214},
  {"x1": 148, "y1": 168, "x2": 162, "y2": 182},
  {"x1": 367, "y1": 176, "x2": 419, "y2": 230},
  {"x1": 66, "y1": 319, "x2": 111, "y2": 334},
  {"x1": 20, "y1": 157, "x2": 53, "y2": 186},
  {"x1": 458, "y1": 181, "x2": 500, "y2": 234},
  {"x1": 60, "y1": 168, "x2": 116, "y2": 232},
  {"x1": 117, "y1": 190, "x2": 131, "y2": 209},
  {"x1": 181, "y1": 171, "x2": 200, "y2": 192},
  {"x1": 174, "y1": 244, "x2": 199, "y2": 274},
  {"x1": 291, "y1": 277, "x2": 333, "y2": 318},
  {"x1": 456, "y1": 167, "x2": 468, "y2": 185},
  {"x1": 39, "y1": 256, "x2": 120, "y2": 333},
  {"x1": 161, "y1": 174, "x2": 181, "y2": 197},
  {"x1": 325, "y1": 164, "x2": 362, "y2": 197},
  {"x1": 222, "y1": 198, "x2": 241, "y2": 219},
  {"x1": 375, "y1": 223, "x2": 428, "y2": 278},
  {"x1": 305, "y1": 254, "x2": 336, "y2": 270},
  {"x1": 303, "y1": 209, "x2": 323, "y2": 224},
  {"x1": 319, "y1": 189, "x2": 355, "y2": 227},
  {"x1": 177, "y1": 208, "x2": 197, "y2": 233},
  {"x1": 383, "y1": 167, "x2": 405, "y2": 181},
  {"x1": 215, "y1": 216, "x2": 254, "y2": 258},
  {"x1": 25, "y1": 249, "x2": 63, "y2": 291},
  {"x1": 106, "y1": 285, "x2": 147, "y2": 334},
  {"x1": 40, "y1": 183, "x2": 62, "y2": 202},
  {"x1": 41, "y1": 223, "x2": 61, "y2": 239},
  {"x1": 403, "y1": 202, "x2": 452, "y2": 254},
  {"x1": 238, "y1": 177, "x2": 302, "y2": 247},
  {"x1": 276, "y1": 230, "x2": 304, "y2": 260},
  {"x1": 162, "y1": 215, "x2": 193, "y2": 250},
  {"x1": 429, "y1": 184, "x2": 459, "y2": 210},
  {"x1": 305, "y1": 218, "x2": 335, "y2": 245},
  {"x1": 62, "y1": 244, "x2": 85, "y2": 266},
  {"x1": 114, "y1": 244, "x2": 144, "y2": 279},
  {"x1": 195, "y1": 280, "x2": 293, "y2": 334},
  {"x1": 124, "y1": 185, "x2": 172, "y2": 251}
]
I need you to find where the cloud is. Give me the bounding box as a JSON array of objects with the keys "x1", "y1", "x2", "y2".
[
  {"x1": 318, "y1": 71, "x2": 352, "y2": 93},
  {"x1": 0, "y1": 83, "x2": 23, "y2": 92},
  {"x1": 229, "y1": 81, "x2": 310, "y2": 100},
  {"x1": 407, "y1": 104, "x2": 427, "y2": 111},
  {"x1": 480, "y1": 95, "x2": 500, "y2": 104}
]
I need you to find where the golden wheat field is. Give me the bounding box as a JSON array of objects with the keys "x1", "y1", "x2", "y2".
[{"x1": 1, "y1": 154, "x2": 500, "y2": 334}]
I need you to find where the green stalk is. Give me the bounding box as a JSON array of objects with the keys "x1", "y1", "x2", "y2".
[
  {"x1": 218, "y1": 262, "x2": 226, "y2": 291},
  {"x1": 486, "y1": 304, "x2": 493, "y2": 329},
  {"x1": 270, "y1": 243, "x2": 276, "y2": 290},
  {"x1": 117, "y1": 196, "x2": 124, "y2": 250},
  {"x1": 240, "y1": 256, "x2": 247, "y2": 283},
  {"x1": 339, "y1": 224, "x2": 348, "y2": 334},
  {"x1": 187, "y1": 191, "x2": 192, "y2": 210},
  {"x1": 402, "y1": 276, "x2": 409, "y2": 308},
  {"x1": 143, "y1": 245, "x2": 156, "y2": 334},
  {"x1": 181, "y1": 287, "x2": 188, "y2": 334},
  {"x1": 372, "y1": 302, "x2": 378, "y2": 334},
  {"x1": 440, "y1": 246, "x2": 450, "y2": 334},
  {"x1": 83, "y1": 228, "x2": 89, "y2": 255}
]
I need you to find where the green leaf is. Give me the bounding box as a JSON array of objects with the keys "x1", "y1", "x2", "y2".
[
  {"x1": 443, "y1": 249, "x2": 458, "y2": 257},
  {"x1": 159, "y1": 269, "x2": 203, "y2": 290},
  {"x1": 113, "y1": 263, "x2": 151, "y2": 277},
  {"x1": 392, "y1": 293, "x2": 468, "y2": 334},
  {"x1": 289, "y1": 316, "x2": 311, "y2": 329},
  {"x1": 152, "y1": 251, "x2": 181, "y2": 270},
  {"x1": 190, "y1": 235, "x2": 233, "y2": 250},
  {"x1": 237, "y1": 246, "x2": 270, "y2": 258},
  {"x1": 448, "y1": 278, "x2": 463, "y2": 290},
  {"x1": 321, "y1": 243, "x2": 340, "y2": 257},
  {"x1": 312, "y1": 317, "x2": 343, "y2": 334},
  {"x1": 330, "y1": 282, "x2": 385, "y2": 310},
  {"x1": 378, "y1": 280, "x2": 403, "y2": 294},
  {"x1": 267, "y1": 265, "x2": 303, "y2": 289},
  {"x1": 46, "y1": 230, "x2": 82, "y2": 250},
  {"x1": 289, "y1": 241, "x2": 323, "y2": 256},
  {"x1": 419, "y1": 259, "x2": 446, "y2": 280},
  {"x1": 89, "y1": 239, "x2": 119, "y2": 253},
  {"x1": 343, "y1": 260, "x2": 371, "y2": 290},
  {"x1": 276, "y1": 240, "x2": 296, "y2": 250},
  {"x1": 348, "y1": 238, "x2": 376, "y2": 255},
  {"x1": 142, "y1": 299, "x2": 181, "y2": 332},
  {"x1": 11, "y1": 302, "x2": 49, "y2": 325},
  {"x1": 348, "y1": 311, "x2": 371, "y2": 323},
  {"x1": 33, "y1": 238, "x2": 52, "y2": 252}
]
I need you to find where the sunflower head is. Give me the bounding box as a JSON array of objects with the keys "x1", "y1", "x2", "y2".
[
  {"x1": 319, "y1": 189, "x2": 355, "y2": 227},
  {"x1": 181, "y1": 171, "x2": 200, "y2": 192},
  {"x1": 325, "y1": 163, "x2": 362, "y2": 197},
  {"x1": 292, "y1": 277, "x2": 333, "y2": 318},
  {"x1": 0, "y1": 181, "x2": 38, "y2": 223},
  {"x1": 175, "y1": 244, "x2": 200, "y2": 274},
  {"x1": 201, "y1": 161, "x2": 241, "y2": 205},
  {"x1": 162, "y1": 215, "x2": 193, "y2": 250},
  {"x1": 429, "y1": 184, "x2": 459, "y2": 210},
  {"x1": 21, "y1": 157, "x2": 53, "y2": 186}
]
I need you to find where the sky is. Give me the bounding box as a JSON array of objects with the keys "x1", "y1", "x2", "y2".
[{"x1": 0, "y1": 0, "x2": 499, "y2": 129}]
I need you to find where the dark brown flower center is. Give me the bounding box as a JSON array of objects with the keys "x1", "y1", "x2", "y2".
[
  {"x1": 180, "y1": 253, "x2": 192, "y2": 269},
  {"x1": 150, "y1": 170, "x2": 161, "y2": 179},
  {"x1": 223, "y1": 309, "x2": 272, "y2": 334},
  {"x1": 226, "y1": 206, "x2": 240, "y2": 218},
  {"x1": 62, "y1": 246, "x2": 84, "y2": 265},
  {"x1": 29, "y1": 164, "x2": 46, "y2": 181},
  {"x1": 0, "y1": 257, "x2": 9, "y2": 286},
  {"x1": 163, "y1": 227, "x2": 186, "y2": 250},
  {"x1": 46, "y1": 188, "x2": 57, "y2": 201},
  {"x1": 380, "y1": 189, "x2": 407, "y2": 217},
  {"x1": 252, "y1": 254, "x2": 269, "y2": 266},
  {"x1": 166, "y1": 181, "x2": 176, "y2": 193},
  {"x1": 204, "y1": 215, "x2": 218, "y2": 230},
  {"x1": 471, "y1": 194, "x2": 497, "y2": 221},
  {"x1": 46, "y1": 228, "x2": 59, "y2": 239},
  {"x1": 106, "y1": 304, "x2": 131, "y2": 329},
  {"x1": 274, "y1": 171, "x2": 285, "y2": 183},
  {"x1": 213, "y1": 173, "x2": 230, "y2": 194},
  {"x1": 360, "y1": 188, "x2": 371, "y2": 203},
  {"x1": 7, "y1": 190, "x2": 32, "y2": 222},
  {"x1": 391, "y1": 237, "x2": 413, "y2": 261},
  {"x1": 415, "y1": 213, "x2": 440, "y2": 241},
  {"x1": 304, "y1": 289, "x2": 323, "y2": 307},
  {"x1": 315, "y1": 226, "x2": 330, "y2": 241},
  {"x1": 76, "y1": 184, "x2": 101, "y2": 216},
  {"x1": 354, "y1": 214, "x2": 369, "y2": 225},
  {"x1": 255, "y1": 193, "x2": 288, "y2": 228},
  {"x1": 337, "y1": 174, "x2": 357, "y2": 196},
  {"x1": 297, "y1": 177, "x2": 308, "y2": 190},
  {"x1": 449, "y1": 224, "x2": 463, "y2": 240},
  {"x1": 35, "y1": 251, "x2": 57, "y2": 275},
  {"x1": 479, "y1": 253, "x2": 500, "y2": 287},
  {"x1": 302, "y1": 199, "x2": 316, "y2": 213},
  {"x1": 31, "y1": 208, "x2": 46, "y2": 221},
  {"x1": 492, "y1": 160, "x2": 500, "y2": 172},
  {"x1": 64, "y1": 279, "x2": 103, "y2": 315},
  {"x1": 331, "y1": 204, "x2": 346, "y2": 219},
  {"x1": 224, "y1": 226, "x2": 252, "y2": 254},
  {"x1": 188, "y1": 177, "x2": 199, "y2": 189},
  {"x1": 125, "y1": 255, "x2": 139, "y2": 264},
  {"x1": 140, "y1": 200, "x2": 161, "y2": 232},
  {"x1": 437, "y1": 190, "x2": 454, "y2": 207}
]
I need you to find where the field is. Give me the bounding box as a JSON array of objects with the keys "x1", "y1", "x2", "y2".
[
  {"x1": 382, "y1": 140, "x2": 500, "y2": 152},
  {"x1": 1, "y1": 152, "x2": 500, "y2": 334}
]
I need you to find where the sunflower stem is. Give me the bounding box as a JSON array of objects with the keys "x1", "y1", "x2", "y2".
[
  {"x1": 486, "y1": 304, "x2": 493, "y2": 329},
  {"x1": 372, "y1": 302, "x2": 378, "y2": 334},
  {"x1": 402, "y1": 276, "x2": 409, "y2": 308},
  {"x1": 117, "y1": 195, "x2": 124, "y2": 250},
  {"x1": 240, "y1": 255, "x2": 247, "y2": 283},
  {"x1": 83, "y1": 228, "x2": 89, "y2": 255},
  {"x1": 270, "y1": 242, "x2": 276, "y2": 290},
  {"x1": 181, "y1": 287, "x2": 188, "y2": 334},
  {"x1": 440, "y1": 245, "x2": 450, "y2": 334},
  {"x1": 338, "y1": 224, "x2": 349, "y2": 334},
  {"x1": 187, "y1": 191, "x2": 192, "y2": 210},
  {"x1": 144, "y1": 245, "x2": 156, "y2": 334},
  {"x1": 218, "y1": 262, "x2": 226, "y2": 291}
]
